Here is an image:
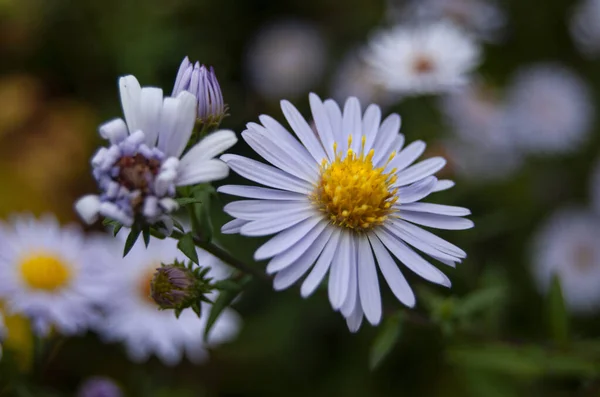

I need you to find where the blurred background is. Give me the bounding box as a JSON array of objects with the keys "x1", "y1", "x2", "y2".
[{"x1": 2, "y1": 0, "x2": 600, "y2": 395}]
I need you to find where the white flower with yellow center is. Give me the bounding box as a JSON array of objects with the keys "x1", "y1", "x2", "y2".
[
  {"x1": 365, "y1": 21, "x2": 480, "y2": 96},
  {"x1": 0, "y1": 215, "x2": 115, "y2": 336},
  {"x1": 95, "y1": 236, "x2": 241, "y2": 366},
  {"x1": 532, "y1": 208, "x2": 600, "y2": 313},
  {"x1": 219, "y1": 94, "x2": 473, "y2": 331}
]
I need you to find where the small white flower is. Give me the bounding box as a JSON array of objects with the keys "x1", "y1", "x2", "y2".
[
  {"x1": 245, "y1": 19, "x2": 327, "y2": 100},
  {"x1": 95, "y1": 236, "x2": 241, "y2": 366},
  {"x1": 75, "y1": 75, "x2": 237, "y2": 228},
  {"x1": 219, "y1": 94, "x2": 472, "y2": 332},
  {"x1": 0, "y1": 215, "x2": 115, "y2": 336},
  {"x1": 532, "y1": 208, "x2": 600, "y2": 313},
  {"x1": 393, "y1": 0, "x2": 506, "y2": 42},
  {"x1": 505, "y1": 64, "x2": 593, "y2": 154},
  {"x1": 330, "y1": 48, "x2": 400, "y2": 109},
  {"x1": 570, "y1": 0, "x2": 600, "y2": 57},
  {"x1": 366, "y1": 21, "x2": 480, "y2": 96}
]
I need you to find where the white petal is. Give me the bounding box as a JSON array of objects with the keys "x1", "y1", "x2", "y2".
[
  {"x1": 393, "y1": 219, "x2": 467, "y2": 258},
  {"x1": 309, "y1": 93, "x2": 336, "y2": 160},
  {"x1": 254, "y1": 216, "x2": 322, "y2": 260},
  {"x1": 223, "y1": 200, "x2": 311, "y2": 221},
  {"x1": 375, "y1": 229, "x2": 451, "y2": 287},
  {"x1": 368, "y1": 233, "x2": 416, "y2": 307},
  {"x1": 342, "y1": 97, "x2": 362, "y2": 153},
  {"x1": 75, "y1": 195, "x2": 101, "y2": 224},
  {"x1": 221, "y1": 154, "x2": 313, "y2": 194},
  {"x1": 389, "y1": 140, "x2": 426, "y2": 172},
  {"x1": 363, "y1": 104, "x2": 382, "y2": 152},
  {"x1": 401, "y1": 211, "x2": 474, "y2": 230},
  {"x1": 217, "y1": 185, "x2": 306, "y2": 201},
  {"x1": 328, "y1": 231, "x2": 352, "y2": 310},
  {"x1": 372, "y1": 115, "x2": 403, "y2": 166},
  {"x1": 158, "y1": 92, "x2": 196, "y2": 158},
  {"x1": 257, "y1": 115, "x2": 318, "y2": 174},
  {"x1": 324, "y1": 99, "x2": 344, "y2": 145},
  {"x1": 400, "y1": 202, "x2": 471, "y2": 216},
  {"x1": 176, "y1": 159, "x2": 229, "y2": 186},
  {"x1": 242, "y1": 208, "x2": 316, "y2": 237},
  {"x1": 138, "y1": 87, "x2": 163, "y2": 147},
  {"x1": 384, "y1": 224, "x2": 460, "y2": 263},
  {"x1": 242, "y1": 129, "x2": 315, "y2": 182},
  {"x1": 340, "y1": 241, "x2": 358, "y2": 317},
  {"x1": 99, "y1": 118, "x2": 128, "y2": 144},
  {"x1": 345, "y1": 300, "x2": 364, "y2": 333},
  {"x1": 398, "y1": 176, "x2": 437, "y2": 204},
  {"x1": 221, "y1": 219, "x2": 249, "y2": 234},
  {"x1": 433, "y1": 179, "x2": 455, "y2": 192},
  {"x1": 119, "y1": 75, "x2": 142, "y2": 134},
  {"x1": 179, "y1": 130, "x2": 238, "y2": 167},
  {"x1": 394, "y1": 157, "x2": 447, "y2": 187},
  {"x1": 301, "y1": 228, "x2": 342, "y2": 297},
  {"x1": 357, "y1": 236, "x2": 382, "y2": 325},
  {"x1": 271, "y1": 223, "x2": 332, "y2": 283},
  {"x1": 281, "y1": 100, "x2": 328, "y2": 163}
]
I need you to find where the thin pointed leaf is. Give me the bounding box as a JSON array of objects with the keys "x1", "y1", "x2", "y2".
[
  {"x1": 143, "y1": 227, "x2": 151, "y2": 247},
  {"x1": 175, "y1": 197, "x2": 203, "y2": 206},
  {"x1": 123, "y1": 225, "x2": 142, "y2": 257},
  {"x1": 369, "y1": 312, "x2": 403, "y2": 370},
  {"x1": 204, "y1": 288, "x2": 241, "y2": 341},
  {"x1": 177, "y1": 233, "x2": 199, "y2": 264},
  {"x1": 548, "y1": 275, "x2": 569, "y2": 344}
]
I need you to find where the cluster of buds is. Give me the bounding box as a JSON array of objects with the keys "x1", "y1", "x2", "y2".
[
  {"x1": 150, "y1": 260, "x2": 214, "y2": 317},
  {"x1": 172, "y1": 57, "x2": 228, "y2": 130}
]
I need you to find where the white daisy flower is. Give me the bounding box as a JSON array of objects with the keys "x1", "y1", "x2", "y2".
[
  {"x1": 95, "y1": 236, "x2": 241, "y2": 366},
  {"x1": 590, "y1": 157, "x2": 600, "y2": 214},
  {"x1": 392, "y1": 0, "x2": 506, "y2": 42},
  {"x1": 365, "y1": 21, "x2": 481, "y2": 96},
  {"x1": 570, "y1": 0, "x2": 600, "y2": 57},
  {"x1": 245, "y1": 19, "x2": 327, "y2": 100},
  {"x1": 330, "y1": 48, "x2": 400, "y2": 109},
  {"x1": 218, "y1": 94, "x2": 472, "y2": 332},
  {"x1": 505, "y1": 64, "x2": 593, "y2": 154},
  {"x1": 0, "y1": 215, "x2": 115, "y2": 336},
  {"x1": 532, "y1": 208, "x2": 600, "y2": 313},
  {"x1": 75, "y1": 75, "x2": 237, "y2": 229}
]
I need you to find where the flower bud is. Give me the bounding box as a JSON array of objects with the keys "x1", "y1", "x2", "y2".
[
  {"x1": 172, "y1": 57, "x2": 227, "y2": 127},
  {"x1": 150, "y1": 265, "x2": 197, "y2": 310}
]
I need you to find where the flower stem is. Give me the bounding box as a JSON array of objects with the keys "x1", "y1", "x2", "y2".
[{"x1": 169, "y1": 230, "x2": 269, "y2": 281}]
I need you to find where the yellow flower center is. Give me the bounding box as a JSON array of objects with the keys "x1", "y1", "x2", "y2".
[
  {"x1": 19, "y1": 253, "x2": 72, "y2": 292},
  {"x1": 312, "y1": 135, "x2": 398, "y2": 231}
]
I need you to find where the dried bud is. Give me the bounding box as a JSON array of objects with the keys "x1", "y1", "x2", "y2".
[
  {"x1": 150, "y1": 265, "x2": 196, "y2": 310},
  {"x1": 172, "y1": 57, "x2": 227, "y2": 127}
]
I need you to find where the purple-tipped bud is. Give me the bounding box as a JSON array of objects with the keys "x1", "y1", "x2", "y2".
[
  {"x1": 77, "y1": 377, "x2": 123, "y2": 397},
  {"x1": 151, "y1": 265, "x2": 196, "y2": 310},
  {"x1": 172, "y1": 57, "x2": 227, "y2": 126}
]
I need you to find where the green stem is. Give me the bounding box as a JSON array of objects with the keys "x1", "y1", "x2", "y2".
[{"x1": 170, "y1": 230, "x2": 269, "y2": 281}]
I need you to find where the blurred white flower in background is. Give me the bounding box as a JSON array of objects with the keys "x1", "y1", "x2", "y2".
[
  {"x1": 440, "y1": 79, "x2": 523, "y2": 181},
  {"x1": 94, "y1": 236, "x2": 241, "y2": 366},
  {"x1": 330, "y1": 48, "x2": 399, "y2": 109},
  {"x1": 389, "y1": 0, "x2": 506, "y2": 42},
  {"x1": 505, "y1": 64, "x2": 593, "y2": 154},
  {"x1": 570, "y1": 0, "x2": 600, "y2": 57},
  {"x1": 77, "y1": 377, "x2": 123, "y2": 397},
  {"x1": 245, "y1": 19, "x2": 327, "y2": 100},
  {"x1": 366, "y1": 21, "x2": 480, "y2": 96},
  {"x1": 590, "y1": 157, "x2": 600, "y2": 214},
  {"x1": 0, "y1": 215, "x2": 116, "y2": 336},
  {"x1": 532, "y1": 208, "x2": 600, "y2": 314}
]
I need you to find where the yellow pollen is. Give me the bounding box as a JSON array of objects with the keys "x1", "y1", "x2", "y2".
[
  {"x1": 312, "y1": 135, "x2": 398, "y2": 232},
  {"x1": 19, "y1": 253, "x2": 71, "y2": 292}
]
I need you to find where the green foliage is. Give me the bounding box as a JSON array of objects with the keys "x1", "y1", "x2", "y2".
[
  {"x1": 123, "y1": 224, "x2": 141, "y2": 257},
  {"x1": 369, "y1": 312, "x2": 403, "y2": 370},
  {"x1": 204, "y1": 274, "x2": 251, "y2": 341},
  {"x1": 177, "y1": 233, "x2": 199, "y2": 265},
  {"x1": 547, "y1": 275, "x2": 569, "y2": 344}
]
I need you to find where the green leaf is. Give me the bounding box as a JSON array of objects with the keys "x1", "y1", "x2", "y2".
[
  {"x1": 142, "y1": 227, "x2": 151, "y2": 247},
  {"x1": 455, "y1": 286, "x2": 507, "y2": 318},
  {"x1": 123, "y1": 225, "x2": 142, "y2": 257},
  {"x1": 369, "y1": 312, "x2": 403, "y2": 370},
  {"x1": 175, "y1": 197, "x2": 203, "y2": 206},
  {"x1": 191, "y1": 185, "x2": 215, "y2": 242},
  {"x1": 204, "y1": 288, "x2": 242, "y2": 341},
  {"x1": 548, "y1": 275, "x2": 569, "y2": 344},
  {"x1": 112, "y1": 224, "x2": 123, "y2": 237},
  {"x1": 213, "y1": 279, "x2": 243, "y2": 291},
  {"x1": 177, "y1": 232, "x2": 199, "y2": 264},
  {"x1": 447, "y1": 345, "x2": 544, "y2": 378}
]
